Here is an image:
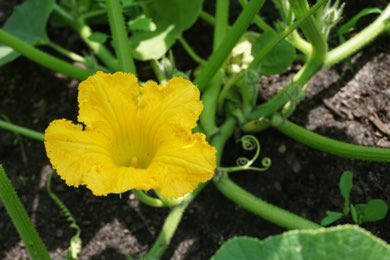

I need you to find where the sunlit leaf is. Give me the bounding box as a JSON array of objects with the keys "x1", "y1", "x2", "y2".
[{"x1": 212, "y1": 225, "x2": 390, "y2": 260}]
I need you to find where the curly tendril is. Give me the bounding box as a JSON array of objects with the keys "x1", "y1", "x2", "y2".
[{"x1": 219, "y1": 135, "x2": 271, "y2": 173}]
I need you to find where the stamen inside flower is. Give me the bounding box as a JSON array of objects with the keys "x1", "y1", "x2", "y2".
[{"x1": 111, "y1": 139, "x2": 156, "y2": 169}]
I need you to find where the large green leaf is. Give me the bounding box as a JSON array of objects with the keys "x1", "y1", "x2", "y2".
[
  {"x1": 0, "y1": 0, "x2": 55, "y2": 66},
  {"x1": 251, "y1": 31, "x2": 296, "y2": 76},
  {"x1": 148, "y1": 0, "x2": 204, "y2": 31},
  {"x1": 130, "y1": 0, "x2": 204, "y2": 60},
  {"x1": 212, "y1": 225, "x2": 390, "y2": 260}
]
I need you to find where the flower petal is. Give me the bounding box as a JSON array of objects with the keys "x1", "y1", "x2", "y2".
[
  {"x1": 84, "y1": 166, "x2": 157, "y2": 196},
  {"x1": 150, "y1": 131, "x2": 216, "y2": 198},
  {"x1": 78, "y1": 71, "x2": 140, "y2": 133},
  {"x1": 139, "y1": 77, "x2": 203, "y2": 132},
  {"x1": 44, "y1": 119, "x2": 111, "y2": 187}
]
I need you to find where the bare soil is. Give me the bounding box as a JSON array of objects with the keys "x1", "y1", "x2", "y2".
[{"x1": 0, "y1": 1, "x2": 389, "y2": 259}]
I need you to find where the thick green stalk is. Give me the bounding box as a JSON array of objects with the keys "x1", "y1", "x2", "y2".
[
  {"x1": 150, "y1": 60, "x2": 165, "y2": 83},
  {"x1": 0, "y1": 120, "x2": 44, "y2": 141},
  {"x1": 105, "y1": 0, "x2": 136, "y2": 73},
  {"x1": 288, "y1": 0, "x2": 327, "y2": 65},
  {"x1": 289, "y1": 30, "x2": 312, "y2": 56},
  {"x1": 0, "y1": 166, "x2": 50, "y2": 260},
  {"x1": 0, "y1": 30, "x2": 92, "y2": 80},
  {"x1": 214, "y1": 174, "x2": 321, "y2": 229},
  {"x1": 199, "y1": 0, "x2": 230, "y2": 136},
  {"x1": 144, "y1": 203, "x2": 188, "y2": 259},
  {"x1": 194, "y1": 0, "x2": 265, "y2": 91},
  {"x1": 325, "y1": 4, "x2": 390, "y2": 66},
  {"x1": 211, "y1": 117, "x2": 320, "y2": 230},
  {"x1": 273, "y1": 119, "x2": 390, "y2": 162},
  {"x1": 53, "y1": 5, "x2": 119, "y2": 71},
  {"x1": 213, "y1": 0, "x2": 230, "y2": 50},
  {"x1": 212, "y1": 117, "x2": 237, "y2": 164},
  {"x1": 247, "y1": 0, "x2": 328, "y2": 121}
]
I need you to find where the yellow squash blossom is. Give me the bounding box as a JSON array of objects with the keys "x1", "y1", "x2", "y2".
[{"x1": 44, "y1": 72, "x2": 216, "y2": 198}]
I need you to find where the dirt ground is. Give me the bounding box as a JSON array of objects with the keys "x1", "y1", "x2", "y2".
[{"x1": 0, "y1": 1, "x2": 389, "y2": 259}]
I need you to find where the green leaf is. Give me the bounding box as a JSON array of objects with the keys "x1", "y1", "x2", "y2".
[
  {"x1": 320, "y1": 211, "x2": 343, "y2": 226},
  {"x1": 362, "y1": 199, "x2": 389, "y2": 223},
  {"x1": 339, "y1": 171, "x2": 353, "y2": 214},
  {"x1": 251, "y1": 31, "x2": 296, "y2": 76},
  {"x1": 212, "y1": 225, "x2": 390, "y2": 260},
  {"x1": 0, "y1": 0, "x2": 55, "y2": 66},
  {"x1": 128, "y1": 15, "x2": 157, "y2": 32},
  {"x1": 87, "y1": 32, "x2": 109, "y2": 43},
  {"x1": 130, "y1": 0, "x2": 204, "y2": 60},
  {"x1": 148, "y1": 0, "x2": 204, "y2": 31},
  {"x1": 351, "y1": 204, "x2": 360, "y2": 224}
]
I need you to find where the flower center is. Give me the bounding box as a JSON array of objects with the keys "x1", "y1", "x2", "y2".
[{"x1": 111, "y1": 137, "x2": 156, "y2": 169}]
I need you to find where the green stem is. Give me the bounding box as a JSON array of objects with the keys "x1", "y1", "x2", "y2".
[
  {"x1": 214, "y1": 174, "x2": 321, "y2": 229},
  {"x1": 325, "y1": 4, "x2": 390, "y2": 66},
  {"x1": 289, "y1": 30, "x2": 312, "y2": 56},
  {"x1": 0, "y1": 30, "x2": 92, "y2": 80},
  {"x1": 247, "y1": 0, "x2": 328, "y2": 121},
  {"x1": 144, "y1": 203, "x2": 188, "y2": 259},
  {"x1": 194, "y1": 0, "x2": 265, "y2": 91},
  {"x1": 105, "y1": 0, "x2": 136, "y2": 73},
  {"x1": 288, "y1": 0, "x2": 327, "y2": 65},
  {"x1": 199, "y1": 11, "x2": 215, "y2": 25},
  {"x1": 238, "y1": 0, "x2": 274, "y2": 32},
  {"x1": 211, "y1": 117, "x2": 320, "y2": 230},
  {"x1": 214, "y1": 0, "x2": 230, "y2": 50},
  {"x1": 199, "y1": 73, "x2": 223, "y2": 136},
  {"x1": 198, "y1": 0, "x2": 230, "y2": 136},
  {"x1": 150, "y1": 60, "x2": 165, "y2": 83},
  {"x1": 155, "y1": 191, "x2": 183, "y2": 207},
  {"x1": 53, "y1": 4, "x2": 119, "y2": 71},
  {"x1": 47, "y1": 41, "x2": 86, "y2": 63},
  {"x1": 250, "y1": 0, "x2": 327, "y2": 69},
  {"x1": 132, "y1": 190, "x2": 166, "y2": 208},
  {"x1": 217, "y1": 73, "x2": 241, "y2": 113},
  {"x1": 212, "y1": 117, "x2": 237, "y2": 164},
  {"x1": 0, "y1": 120, "x2": 44, "y2": 141},
  {"x1": 273, "y1": 118, "x2": 390, "y2": 162},
  {"x1": 0, "y1": 166, "x2": 50, "y2": 260},
  {"x1": 177, "y1": 36, "x2": 205, "y2": 64}
]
